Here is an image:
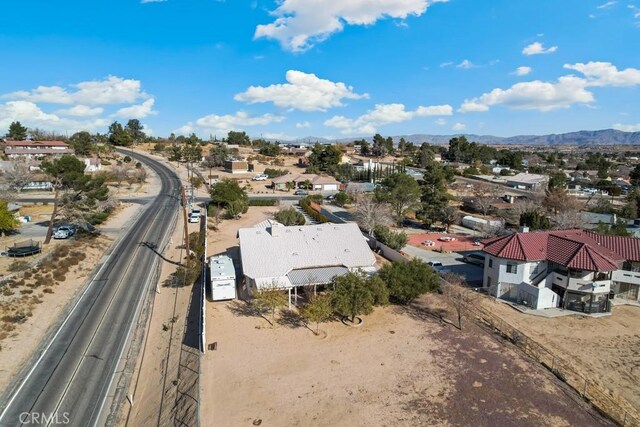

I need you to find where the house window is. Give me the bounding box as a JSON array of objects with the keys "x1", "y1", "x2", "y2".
[
  {"x1": 488, "y1": 259, "x2": 493, "y2": 268},
  {"x1": 506, "y1": 262, "x2": 518, "y2": 274}
]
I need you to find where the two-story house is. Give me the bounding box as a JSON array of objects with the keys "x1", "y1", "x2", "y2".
[
  {"x1": 482, "y1": 229, "x2": 640, "y2": 314},
  {"x1": 4, "y1": 140, "x2": 73, "y2": 158}
]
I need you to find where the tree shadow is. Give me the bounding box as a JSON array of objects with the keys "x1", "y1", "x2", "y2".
[
  {"x1": 396, "y1": 301, "x2": 458, "y2": 329},
  {"x1": 226, "y1": 300, "x2": 270, "y2": 323},
  {"x1": 181, "y1": 279, "x2": 202, "y2": 350},
  {"x1": 276, "y1": 309, "x2": 306, "y2": 329}
]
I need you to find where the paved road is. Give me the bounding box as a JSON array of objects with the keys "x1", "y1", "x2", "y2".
[{"x1": 0, "y1": 151, "x2": 181, "y2": 427}]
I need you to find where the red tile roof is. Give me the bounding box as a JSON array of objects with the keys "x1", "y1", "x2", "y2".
[{"x1": 482, "y1": 229, "x2": 640, "y2": 271}]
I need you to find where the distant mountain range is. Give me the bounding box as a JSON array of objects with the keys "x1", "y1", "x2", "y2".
[{"x1": 290, "y1": 129, "x2": 640, "y2": 146}]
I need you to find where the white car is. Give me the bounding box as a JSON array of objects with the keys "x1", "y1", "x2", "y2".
[
  {"x1": 252, "y1": 174, "x2": 268, "y2": 181},
  {"x1": 53, "y1": 229, "x2": 71, "y2": 239},
  {"x1": 188, "y1": 212, "x2": 200, "y2": 223},
  {"x1": 438, "y1": 236, "x2": 456, "y2": 242},
  {"x1": 422, "y1": 240, "x2": 435, "y2": 247},
  {"x1": 427, "y1": 261, "x2": 448, "y2": 275}
]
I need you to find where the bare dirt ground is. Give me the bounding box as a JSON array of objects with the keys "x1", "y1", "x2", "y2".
[
  {"x1": 479, "y1": 298, "x2": 640, "y2": 413},
  {"x1": 202, "y1": 293, "x2": 610, "y2": 426}
]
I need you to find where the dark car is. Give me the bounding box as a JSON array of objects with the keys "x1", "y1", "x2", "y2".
[{"x1": 294, "y1": 189, "x2": 309, "y2": 196}]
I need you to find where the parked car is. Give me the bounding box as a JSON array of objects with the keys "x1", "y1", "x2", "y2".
[
  {"x1": 294, "y1": 189, "x2": 309, "y2": 196},
  {"x1": 463, "y1": 252, "x2": 486, "y2": 266},
  {"x1": 252, "y1": 174, "x2": 268, "y2": 181},
  {"x1": 438, "y1": 236, "x2": 456, "y2": 242},
  {"x1": 427, "y1": 261, "x2": 448, "y2": 275},
  {"x1": 190, "y1": 208, "x2": 201, "y2": 216},
  {"x1": 188, "y1": 212, "x2": 200, "y2": 223},
  {"x1": 473, "y1": 238, "x2": 482, "y2": 246},
  {"x1": 55, "y1": 225, "x2": 76, "y2": 236},
  {"x1": 422, "y1": 240, "x2": 435, "y2": 247},
  {"x1": 326, "y1": 194, "x2": 336, "y2": 201},
  {"x1": 53, "y1": 229, "x2": 71, "y2": 239}
]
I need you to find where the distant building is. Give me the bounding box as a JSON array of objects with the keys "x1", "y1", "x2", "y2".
[
  {"x1": 271, "y1": 173, "x2": 341, "y2": 192},
  {"x1": 506, "y1": 173, "x2": 548, "y2": 191},
  {"x1": 238, "y1": 222, "x2": 376, "y2": 305},
  {"x1": 224, "y1": 159, "x2": 249, "y2": 174},
  {"x1": 83, "y1": 158, "x2": 102, "y2": 173},
  {"x1": 4, "y1": 141, "x2": 72, "y2": 158}
]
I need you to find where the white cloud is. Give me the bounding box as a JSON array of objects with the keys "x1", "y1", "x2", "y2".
[
  {"x1": 3, "y1": 76, "x2": 148, "y2": 106},
  {"x1": 262, "y1": 132, "x2": 292, "y2": 140},
  {"x1": 459, "y1": 75, "x2": 593, "y2": 112},
  {"x1": 56, "y1": 105, "x2": 104, "y2": 117},
  {"x1": 114, "y1": 98, "x2": 157, "y2": 119},
  {"x1": 440, "y1": 61, "x2": 454, "y2": 68},
  {"x1": 296, "y1": 121, "x2": 311, "y2": 128},
  {"x1": 597, "y1": 1, "x2": 617, "y2": 9},
  {"x1": 234, "y1": 70, "x2": 367, "y2": 112},
  {"x1": 435, "y1": 118, "x2": 447, "y2": 126},
  {"x1": 324, "y1": 103, "x2": 452, "y2": 134},
  {"x1": 456, "y1": 59, "x2": 476, "y2": 69},
  {"x1": 563, "y1": 62, "x2": 640, "y2": 87},
  {"x1": 0, "y1": 100, "x2": 107, "y2": 133},
  {"x1": 513, "y1": 66, "x2": 533, "y2": 76},
  {"x1": 173, "y1": 124, "x2": 195, "y2": 136},
  {"x1": 194, "y1": 111, "x2": 285, "y2": 133},
  {"x1": 613, "y1": 123, "x2": 640, "y2": 132},
  {"x1": 255, "y1": 0, "x2": 449, "y2": 52},
  {"x1": 522, "y1": 42, "x2": 558, "y2": 56},
  {"x1": 452, "y1": 122, "x2": 466, "y2": 131}
]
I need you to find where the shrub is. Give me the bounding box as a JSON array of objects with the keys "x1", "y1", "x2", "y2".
[
  {"x1": 373, "y1": 225, "x2": 408, "y2": 251},
  {"x1": 378, "y1": 259, "x2": 439, "y2": 304},
  {"x1": 248, "y1": 199, "x2": 278, "y2": 206},
  {"x1": 263, "y1": 168, "x2": 288, "y2": 179},
  {"x1": 299, "y1": 197, "x2": 331, "y2": 223},
  {"x1": 274, "y1": 208, "x2": 305, "y2": 226},
  {"x1": 8, "y1": 261, "x2": 30, "y2": 272}
]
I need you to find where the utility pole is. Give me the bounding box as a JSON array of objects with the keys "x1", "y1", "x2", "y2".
[{"x1": 182, "y1": 187, "x2": 190, "y2": 265}]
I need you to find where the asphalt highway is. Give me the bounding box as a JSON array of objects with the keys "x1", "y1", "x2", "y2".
[{"x1": 0, "y1": 151, "x2": 181, "y2": 427}]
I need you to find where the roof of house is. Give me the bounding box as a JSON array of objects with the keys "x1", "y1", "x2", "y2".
[
  {"x1": 271, "y1": 173, "x2": 340, "y2": 185},
  {"x1": 506, "y1": 173, "x2": 548, "y2": 185},
  {"x1": 238, "y1": 222, "x2": 375, "y2": 288},
  {"x1": 482, "y1": 229, "x2": 640, "y2": 271},
  {"x1": 5, "y1": 140, "x2": 69, "y2": 147}
]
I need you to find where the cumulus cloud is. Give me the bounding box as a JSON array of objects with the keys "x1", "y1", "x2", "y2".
[
  {"x1": 563, "y1": 62, "x2": 640, "y2": 87},
  {"x1": 234, "y1": 70, "x2": 367, "y2": 112},
  {"x1": 613, "y1": 123, "x2": 640, "y2": 132},
  {"x1": 459, "y1": 76, "x2": 593, "y2": 112},
  {"x1": 522, "y1": 42, "x2": 558, "y2": 56},
  {"x1": 3, "y1": 76, "x2": 149, "y2": 106},
  {"x1": 114, "y1": 98, "x2": 157, "y2": 119},
  {"x1": 296, "y1": 121, "x2": 311, "y2": 128},
  {"x1": 435, "y1": 118, "x2": 447, "y2": 126},
  {"x1": 254, "y1": 0, "x2": 449, "y2": 52},
  {"x1": 56, "y1": 105, "x2": 104, "y2": 117},
  {"x1": 324, "y1": 103, "x2": 452, "y2": 134},
  {"x1": 452, "y1": 122, "x2": 466, "y2": 131},
  {"x1": 192, "y1": 111, "x2": 285, "y2": 134},
  {"x1": 456, "y1": 59, "x2": 476, "y2": 69},
  {"x1": 513, "y1": 66, "x2": 532, "y2": 76},
  {"x1": 0, "y1": 100, "x2": 108, "y2": 133}
]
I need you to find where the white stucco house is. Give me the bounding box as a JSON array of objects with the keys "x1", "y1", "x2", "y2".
[
  {"x1": 482, "y1": 229, "x2": 640, "y2": 313},
  {"x1": 238, "y1": 221, "x2": 376, "y2": 305},
  {"x1": 506, "y1": 173, "x2": 548, "y2": 191}
]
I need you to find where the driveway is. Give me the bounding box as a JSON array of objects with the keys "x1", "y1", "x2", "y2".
[{"x1": 402, "y1": 245, "x2": 484, "y2": 286}]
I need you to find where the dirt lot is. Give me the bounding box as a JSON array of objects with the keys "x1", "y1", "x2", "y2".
[
  {"x1": 479, "y1": 299, "x2": 640, "y2": 414},
  {"x1": 202, "y1": 293, "x2": 610, "y2": 426}
]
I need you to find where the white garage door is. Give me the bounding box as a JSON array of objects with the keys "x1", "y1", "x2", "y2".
[{"x1": 323, "y1": 184, "x2": 338, "y2": 191}]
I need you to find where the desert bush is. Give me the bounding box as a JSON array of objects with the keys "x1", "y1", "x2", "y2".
[
  {"x1": 8, "y1": 261, "x2": 29, "y2": 272},
  {"x1": 43, "y1": 288, "x2": 54, "y2": 294}
]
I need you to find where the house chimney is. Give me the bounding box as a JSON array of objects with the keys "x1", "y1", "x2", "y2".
[
  {"x1": 519, "y1": 226, "x2": 530, "y2": 233},
  {"x1": 611, "y1": 213, "x2": 617, "y2": 226}
]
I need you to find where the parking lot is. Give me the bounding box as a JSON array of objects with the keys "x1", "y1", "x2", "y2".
[{"x1": 402, "y1": 244, "x2": 485, "y2": 286}]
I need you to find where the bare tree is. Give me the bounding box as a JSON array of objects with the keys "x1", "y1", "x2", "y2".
[
  {"x1": 442, "y1": 272, "x2": 466, "y2": 330},
  {"x1": 4, "y1": 161, "x2": 32, "y2": 192},
  {"x1": 353, "y1": 193, "x2": 391, "y2": 235},
  {"x1": 440, "y1": 205, "x2": 459, "y2": 233},
  {"x1": 472, "y1": 183, "x2": 500, "y2": 217},
  {"x1": 543, "y1": 188, "x2": 580, "y2": 215},
  {"x1": 111, "y1": 164, "x2": 131, "y2": 188},
  {"x1": 133, "y1": 166, "x2": 147, "y2": 183},
  {"x1": 551, "y1": 210, "x2": 584, "y2": 229}
]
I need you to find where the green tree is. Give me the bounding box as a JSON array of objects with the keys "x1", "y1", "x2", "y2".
[
  {"x1": 334, "y1": 191, "x2": 350, "y2": 207},
  {"x1": 252, "y1": 282, "x2": 288, "y2": 326},
  {"x1": 595, "y1": 219, "x2": 631, "y2": 237},
  {"x1": 274, "y1": 207, "x2": 306, "y2": 225},
  {"x1": 308, "y1": 144, "x2": 342, "y2": 171},
  {"x1": 227, "y1": 130, "x2": 251, "y2": 145},
  {"x1": 168, "y1": 145, "x2": 183, "y2": 164},
  {"x1": 208, "y1": 144, "x2": 230, "y2": 166},
  {"x1": 371, "y1": 134, "x2": 388, "y2": 157},
  {"x1": 0, "y1": 201, "x2": 19, "y2": 236},
  {"x1": 6, "y1": 121, "x2": 28, "y2": 140},
  {"x1": 285, "y1": 181, "x2": 296, "y2": 192},
  {"x1": 548, "y1": 171, "x2": 568, "y2": 190},
  {"x1": 301, "y1": 294, "x2": 334, "y2": 335},
  {"x1": 108, "y1": 121, "x2": 133, "y2": 147},
  {"x1": 68, "y1": 131, "x2": 93, "y2": 156},
  {"x1": 210, "y1": 179, "x2": 248, "y2": 208},
  {"x1": 519, "y1": 210, "x2": 551, "y2": 230},
  {"x1": 376, "y1": 173, "x2": 421, "y2": 226},
  {"x1": 419, "y1": 159, "x2": 452, "y2": 226},
  {"x1": 373, "y1": 225, "x2": 408, "y2": 251},
  {"x1": 378, "y1": 259, "x2": 439, "y2": 304},
  {"x1": 153, "y1": 142, "x2": 166, "y2": 152},
  {"x1": 630, "y1": 165, "x2": 640, "y2": 187},
  {"x1": 259, "y1": 143, "x2": 281, "y2": 157},
  {"x1": 367, "y1": 275, "x2": 389, "y2": 306},
  {"x1": 331, "y1": 272, "x2": 375, "y2": 323},
  {"x1": 41, "y1": 155, "x2": 110, "y2": 243},
  {"x1": 125, "y1": 119, "x2": 145, "y2": 143},
  {"x1": 359, "y1": 140, "x2": 370, "y2": 156}
]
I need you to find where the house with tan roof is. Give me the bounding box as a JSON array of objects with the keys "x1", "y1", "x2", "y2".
[
  {"x1": 271, "y1": 173, "x2": 341, "y2": 192},
  {"x1": 482, "y1": 228, "x2": 640, "y2": 313},
  {"x1": 4, "y1": 141, "x2": 73, "y2": 158}
]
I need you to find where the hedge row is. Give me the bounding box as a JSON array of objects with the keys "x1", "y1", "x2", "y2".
[
  {"x1": 248, "y1": 199, "x2": 278, "y2": 206},
  {"x1": 299, "y1": 197, "x2": 331, "y2": 223}
]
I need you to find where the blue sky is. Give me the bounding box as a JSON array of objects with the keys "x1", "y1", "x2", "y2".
[{"x1": 1, "y1": 0, "x2": 639, "y2": 140}]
